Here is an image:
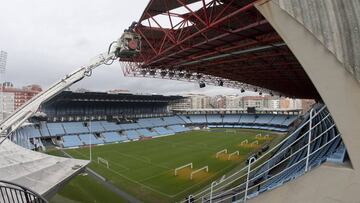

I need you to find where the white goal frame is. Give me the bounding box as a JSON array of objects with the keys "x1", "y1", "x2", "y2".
[
  {"x1": 251, "y1": 140, "x2": 259, "y2": 146},
  {"x1": 256, "y1": 134, "x2": 269, "y2": 139},
  {"x1": 240, "y1": 140, "x2": 248, "y2": 146},
  {"x1": 216, "y1": 149, "x2": 228, "y2": 158},
  {"x1": 190, "y1": 166, "x2": 209, "y2": 180},
  {"x1": 228, "y1": 151, "x2": 239, "y2": 160},
  {"x1": 174, "y1": 163, "x2": 193, "y2": 176},
  {"x1": 97, "y1": 157, "x2": 109, "y2": 168}
]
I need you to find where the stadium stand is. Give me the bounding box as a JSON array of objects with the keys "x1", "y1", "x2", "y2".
[
  {"x1": 62, "y1": 122, "x2": 89, "y2": 134},
  {"x1": 163, "y1": 116, "x2": 185, "y2": 125},
  {"x1": 168, "y1": 125, "x2": 190, "y2": 133},
  {"x1": 63, "y1": 135, "x2": 83, "y2": 148},
  {"x1": 14, "y1": 114, "x2": 298, "y2": 149},
  {"x1": 119, "y1": 123, "x2": 141, "y2": 130},
  {"x1": 206, "y1": 115, "x2": 223, "y2": 123},
  {"x1": 102, "y1": 132, "x2": 122, "y2": 143},
  {"x1": 189, "y1": 115, "x2": 207, "y2": 123},
  {"x1": 137, "y1": 118, "x2": 156, "y2": 128},
  {"x1": 46, "y1": 123, "x2": 65, "y2": 136},
  {"x1": 79, "y1": 134, "x2": 103, "y2": 145},
  {"x1": 223, "y1": 114, "x2": 241, "y2": 123},
  {"x1": 100, "y1": 121, "x2": 122, "y2": 131},
  {"x1": 126, "y1": 130, "x2": 140, "y2": 140},
  {"x1": 187, "y1": 105, "x2": 345, "y2": 203},
  {"x1": 39, "y1": 123, "x2": 50, "y2": 137},
  {"x1": 137, "y1": 128, "x2": 158, "y2": 137},
  {"x1": 239, "y1": 114, "x2": 256, "y2": 124},
  {"x1": 254, "y1": 114, "x2": 274, "y2": 124},
  {"x1": 178, "y1": 115, "x2": 192, "y2": 124},
  {"x1": 87, "y1": 121, "x2": 106, "y2": 132},
  {"x1": 154, "y1": 127, "x2": 175, "y2": 136}
]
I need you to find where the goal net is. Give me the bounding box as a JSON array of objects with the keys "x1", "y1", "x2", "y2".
[
  {"x1": 174, "y1": 163, "x2": 193, "y2": 176},
  {"x1": 228, "y1": 151, "x2": 239, "y2": 160},
  {"x1": 216, "y1": 149, "x2": 228, "y2": 158},
  {"x1": 190, "y1": 166, "x2": 209, "y2": 180},
  {"x1": 97, "y1": 157, "x2": 109, "y2": 168}
]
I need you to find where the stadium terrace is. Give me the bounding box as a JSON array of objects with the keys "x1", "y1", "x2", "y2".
[{"x1": 0, "y1": 0, "x2": 359, "y2": 203}]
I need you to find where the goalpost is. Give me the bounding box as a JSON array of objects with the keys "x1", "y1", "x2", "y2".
[
  {"x1": 240, "y1": 140, "x2": 248, "y2": 146},
  {"x1": 256, "y1": 133, "x2": 270, "y2": 140},
  {"x1": 251, "y1": 140, "x2": 259, "y2": 147},
  {"x1": 174, "y1": 163, "x2": 193, "y2": 176},
  {"x1": 216, "y1": 149, "x2": 228, "y2": 158},
  {"x1": 97, "y1": 157, "x2": 109, "y2": 168},
  {"x1": 190, "y1": 166, "x2": 209, "y2": 180},
  {"x1": 228, "y1": 151, "x2": 239, "y2": 160}
]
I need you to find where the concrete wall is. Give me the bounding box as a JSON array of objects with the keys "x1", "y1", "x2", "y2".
[
  {"x1": 272, "y1": 0, "x2": 360, "y2": 83},
  {"x1": 250, "y1": 0, "x2": 360, "y2": 202}
]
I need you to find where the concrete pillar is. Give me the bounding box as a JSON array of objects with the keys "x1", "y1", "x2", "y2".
[{"x1": 255, "y1": 0, "x2": 360, "y2": 170}]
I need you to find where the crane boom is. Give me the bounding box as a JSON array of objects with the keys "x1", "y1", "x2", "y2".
[
  {"x1": 0, "y1": 29, "x2": 141, "y2": 141},
  {"x1": 0, "y1": 52, "x2": 114, "y2": 136}
]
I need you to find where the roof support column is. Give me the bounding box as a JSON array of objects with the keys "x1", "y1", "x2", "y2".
[{"x1": 251, "y1": 0, "x2": 360, "y2": 202}]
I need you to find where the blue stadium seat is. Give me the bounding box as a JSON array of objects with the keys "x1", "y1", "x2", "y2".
[
  {"x1": 88, "y1": 121, "x2": 106, "y2": 132},
  {"x1": 47, "y1": 123, "x2": 66, "y2": 136},
  {"x1": 178, "y1": 115, "x2": 192, "y2": 124},
  {"x1": 126, "y1": 130, "x2": 140, "y2": 140},
  {"x1": 63, "y1": 135, "x2": 83, "y2": 148},
  {"x1": 100, "y1": 121, "x2": 122, "y2": 131},
  {"x1": 163, "y1": 116, "x2": 185, "y2": 125},
  {"x1": 239, "y1": 114, "x2": 256, "y2": 124},
  {"x1": 102, "y1": 132, "x2": 123, "y2": 143},
  {"x1": 79, "y1": 134, "x2": 103, "y2": 145},
  {"x1": 168, "y1": 125, "x2": 190, "y2": 132},
  {"x1": 254, "y1": 115, "x2": 275, "y2": 125},
  {"x1": 137, "y1": 129, "x2": 158, "y2": 137},
  {"x1": 206, "y1": 115, "x2": 222, "y2": 123},
  {"x1": 154, "y1": 127, "x2": 175, "y2": 135},
  {"x1": 62, "y1": 122, "x2": 89, "y2": 134},
  {"x1": 223, "y1": 115, "x2": 241, "y2": 123},
  {"x1": 189, "y1": 115, "x2": 206, "y2": 123}
]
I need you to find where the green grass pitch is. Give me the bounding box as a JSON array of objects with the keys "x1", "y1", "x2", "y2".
[{"x1": 57, "y1": 129, "x2": 284, "y2": 203}]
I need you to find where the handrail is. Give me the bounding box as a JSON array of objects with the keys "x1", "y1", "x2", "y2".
[
  {"x1": 209, "y1": 123, "x2": 337, "y2": 201},
  {"x1": 213, "y1": 133, "x2": 340, "y2": 203},
  {"x1": 0, "y1": 180, "x2": 48, "y2": 203},
  {"x1": 184, "y1": 105, "x2": 328, "y2": 202},
  {"x1": 204, "y1": 107, "x2": 338, "y2": 203}
]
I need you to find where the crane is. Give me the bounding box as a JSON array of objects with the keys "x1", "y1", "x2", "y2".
[{"x1": 0, "y1": 27, "x2": 141, "y2": 144}]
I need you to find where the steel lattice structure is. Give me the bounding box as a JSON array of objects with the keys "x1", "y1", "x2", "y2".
[{"x1": 120, "y1": 0, "x2": 320, "y2": 99}]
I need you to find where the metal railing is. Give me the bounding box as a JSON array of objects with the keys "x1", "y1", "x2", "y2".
[
  {"x1": 0, "y1": 180, "x2": 48, "y2": 203},
  {"x1": 182, "y1": 105, "x2": 341, "y2": 203}
]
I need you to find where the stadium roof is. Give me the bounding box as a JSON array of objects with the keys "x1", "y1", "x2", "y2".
[
  {"x1": 44, "y1": 91, "x2": 183, "y2": 105},
  {"x1": 0, "y1": 139, "x2": 89, "y2": 198},
  {"x1": 122, "y1": 0, "x2": 321, "y2": 99}
]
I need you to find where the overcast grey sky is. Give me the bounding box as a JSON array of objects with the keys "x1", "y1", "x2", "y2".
[{"x1": 0, "y1": 0, "x2": 254, "y2": 96}]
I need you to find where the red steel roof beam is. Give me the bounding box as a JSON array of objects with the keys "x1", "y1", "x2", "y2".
[
  {"x1": 146, "y1": 18, "x2": 268, "y2": 66},
  {"x1": 141, "y1": 1, "x2": 256, "y2": 66}
]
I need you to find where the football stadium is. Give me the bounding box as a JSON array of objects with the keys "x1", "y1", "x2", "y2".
[{"x1": 0, "y1": 1, "x2": 359, "y2": 203}]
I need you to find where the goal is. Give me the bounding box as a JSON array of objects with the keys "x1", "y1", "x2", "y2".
[
  {"x1": 190, "y1": 166, "x2": 209, "y2": 180},
  {"x1": 256, "y1": 134, "x2": 270, "y2": 140},
  {"x1": 228, "y1": 151, "x2": 239, "y2": 160},
  {"x1": 216, "y1": 149, "x2": 228, "y2": 158},
  {"x1": 240, "y1": 139, "x2": 248, "y2": 146},
  {"x1": 174, "y1": 163, "x2": 193, "y2": 176},
  {"x1": 251, "y1": 140, "x2": 259, "y2": 147},
  {"x1": 97, "y1": 157, "x2": 109, "y2": 168}
]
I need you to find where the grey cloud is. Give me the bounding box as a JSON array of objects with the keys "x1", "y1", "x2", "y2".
[{"x1": 0, "y1": 0, "x2": 254, "y2": 96}]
